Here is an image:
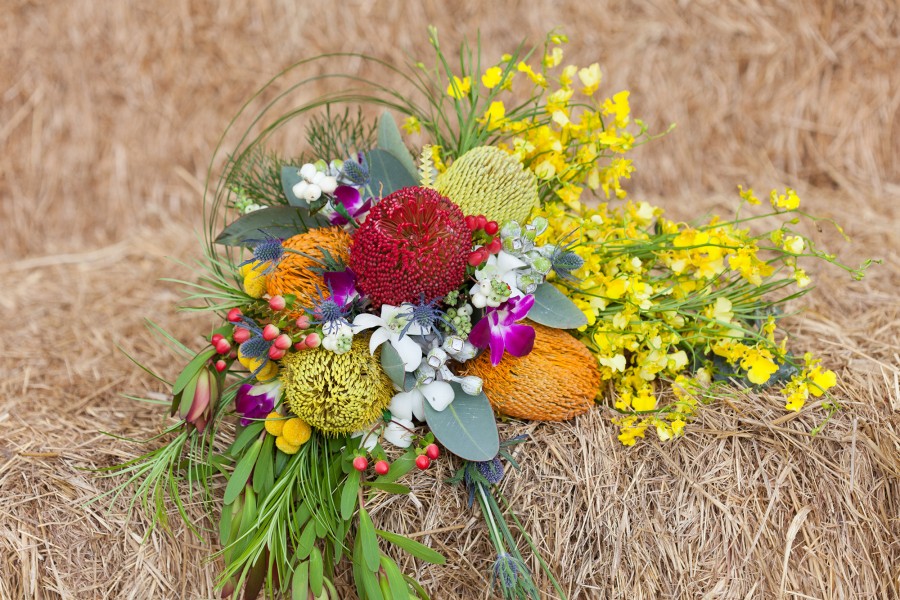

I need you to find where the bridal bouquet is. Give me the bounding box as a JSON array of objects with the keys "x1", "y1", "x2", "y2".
[{"x1": 104, "y1": 28, "x2": 871, "y2": 599}]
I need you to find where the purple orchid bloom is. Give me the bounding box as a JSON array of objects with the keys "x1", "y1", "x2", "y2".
[
  {"x1": 323, "y1": 268, "x2": 358, "y2": 306},
  {"x1": 330, "y1": 185, "x2": 373, "y2": 225},
  {"x1": 468, "y1": 294, "x2": 536, "y2": 366},
  {"x1": 234, "y1": 381, "x2": 281, "y2": 426}
]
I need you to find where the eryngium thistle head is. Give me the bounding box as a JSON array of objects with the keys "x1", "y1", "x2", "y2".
[
  {"x1": 476, "y1": 456, "x2": 506, "y2": 485},
  {"x1": 281, "y1": 334, "x2": 393, "y2": 434},
  {"x1": 435, "y1": 146, "x2": 539, "y2": 225},
  {"x1": 349, "y1": 186, "x2": 470, "y2": 308}
]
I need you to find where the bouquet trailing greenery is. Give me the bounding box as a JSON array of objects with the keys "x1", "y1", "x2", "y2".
[{"x1": 100, "y1": 28, "x2": 873, "y2": 599}]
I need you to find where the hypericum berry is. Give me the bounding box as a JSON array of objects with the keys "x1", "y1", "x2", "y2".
[
  {"x1": 294, "y1": 340, "x2": 307, "y2": 351},
  {"x1": 487, "y1": 238, "x2": 503, "y2": 254},
  {"x1": 214, "y1": 359, "x2": 227, "y2": 372},
  {"x1": 262, "y1": 324, "x2": 280, "y2": 341},
  {"x1": 233, "y1": 327, "x2": 251, "y2": 344},
  {"x1": 295, "y1": 315, "x2": 311, "y2": 329},
  {"x1": 268, "y1": 346, "x2": 286, "y2": 360},
  {"x1": 425, "y1": 444, "x2": 440, "y2": 460},
  {"x1": 305, "y1": 332, "x2": 321, "y2": 348},
  {"x1": 211, "y1": 333, "x2": 224, "y2": 344},
  {"x1": 273, "y1": 334, "x2": 292, "y2": 350},
  {"x1": 214, "y1": 338, "x2": 232, "y2": 355},
  {"x1": 268, "y1": 295, "x2": 286, "y2": 311},
  {"x1": 353, "y1": 456, "x2": 368, "y2": 472},
  {"x1": 464, "y1": 215, "x2": 477, "y2": 230},
  {"x1": 484, "y1": 220, "x2": 499, "y2": 236},
  {"x1": 227, "y1": 308, "x2": 242, "y2": 322},
  {"x1": 374, "y1": 460, "x2": 390, "y2": 476},
  {"x1": 475, "y1": 215, "x2": 488, "y2": 230},
  {"x1": 468, "y1": 250, "x2": 485, "y2": 267},
  {"x1": 415, "y1": 455, "x2": 431, "y2": 470}
]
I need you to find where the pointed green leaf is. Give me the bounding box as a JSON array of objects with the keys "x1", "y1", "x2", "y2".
[
  {"x1": 214, "y1": 206, "x2": 328, "y2": 246},
  {"x1": 229, "y1": 421, "x2": 265, "y2": 457},
  {"x1": 291, "y1": 561, "x2": 309, "y2": 600},
  {"x1": 373, "y1": 448, "x2": 416, "y2": 484},
  {"x1": 380, "y1": 343, "x2": 406, "y2": 388},
  {"x1": 358, "y1": 507, "x2": 381, "y2": 572},
  {"x1": 380, "y1": 556, "x2": 410, "y2": 599},
  {"x1": 172, "y1": 347, "x2": 216, "y2": 396},
  {"x1": 309, "y1": 546, "x2": 324, "y2": 596},
  {"x1": 251, "y1": 433, "x2": 274, "y2": 497},
  {"x1": 340, "y1": 470, "x2": 360, "y2": 520},
  {"x1": 377, "y1": 112, "x2": 418, "y2": 181},
  {"x1": 424, "y1": 383, "x2": 499, "y2": 462},
  {"x1": 367, "y1": 149, "x2": 418, "y2": 198},
  {"x1": 526, "y1": 283, "x2": 588, "y2": 329},
  {"x1": 375, "y1": 529, "x2": 446, "y2": 565},
  {"x1": 218, "y1": 502, "x2": 234, "y2": 547},
  {"x1": 296, "y1": 519, "x2": 317, "y2": 559},
  {"x1": 224, "y1": 438, "x2": 262, "y2": 505}
]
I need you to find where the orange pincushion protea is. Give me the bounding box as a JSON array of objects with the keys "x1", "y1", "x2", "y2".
[
  {"x1": 266, "y1": 226, "x2": 352, "y2": 302},
  {"x1": 460, "y1": 322, "x2": 600, "y2": 421}
]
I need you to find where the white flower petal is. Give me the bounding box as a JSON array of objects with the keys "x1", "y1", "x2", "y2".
[
  {"x1": 496, "y1": 250, "x2": 527, "y2": 271},
  {"x1": 389, "y1": 390, "x2": 422, "y2": 422},
  {"x1": 352, "y1": 427, "x2": 380, "y2": 452},
  {"x1": 380, "y1": 304, "x2": 403, "y2": 321},
  {"x1": 421, "y1": 381, "x2": 454, "y2": 412},
  {"x1": 369, "y1": 327, "x2": 390, "y2": 354},
  {"x1": 392, "y1": 335, "x2": 423, "y2": 372},
  {"x1": 353, "y1": 313, "x2": 383, "y2": 331},
  {"x1": 383, "y1": 419, "x2": 414, "y2": 448}
]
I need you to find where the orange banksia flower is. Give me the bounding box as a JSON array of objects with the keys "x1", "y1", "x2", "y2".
[
  {"x1": 461, "y1": 322, "x2": 600, "y2": 421},
  {"x1": 266, "y1": 226, "x2": 352, "y2": 302}
]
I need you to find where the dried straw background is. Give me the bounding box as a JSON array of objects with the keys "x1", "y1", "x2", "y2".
[{"x1": 1, "y1": 1, "x2": 899, "y2": 598}]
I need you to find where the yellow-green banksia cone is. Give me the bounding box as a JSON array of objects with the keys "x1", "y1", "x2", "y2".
[
  {"x1": 281, "y1": 334, "x2": 393, "y2": 435},
  {"x1": 436, "y1": 146, "x2": 539, "y2": 224}
]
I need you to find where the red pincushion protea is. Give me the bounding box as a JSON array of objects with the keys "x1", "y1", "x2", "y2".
[{"x1": 350, "y1": 186, "x2": 471, "y2": 308}]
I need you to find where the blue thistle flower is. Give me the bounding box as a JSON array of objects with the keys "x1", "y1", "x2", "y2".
[
  {"x1": 234, "y1": 317, "x2": 273, "y2": 377},
  {"x1": 399, "y1": 294, "x2": 455, "y2": 341},
  {"x1": 476, "y1": 456, "x2": 505, "y2": 485},
  {"x1": 491, "y1": 553, "x2": 528, "y2": 591},
  {"x1": 302, "y1": 282, "x2": 353, "y2": 336},
  {"x1": 341, "y1": 153, "x2": 370, "y2": 186},
  {"x1": 238, "y1": 231, "x2": 286, "y2": 275}
]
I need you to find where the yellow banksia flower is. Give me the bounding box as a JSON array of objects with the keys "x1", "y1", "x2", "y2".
[
  {"x1": 281, "y1": 334, "x2": 392, "y2": 434},
  {"x1": 435, "y1": 146, "x2": 539, "y2": 224}
]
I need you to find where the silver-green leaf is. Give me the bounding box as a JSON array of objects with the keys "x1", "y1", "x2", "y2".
[
  {"x1": 423, "y1": 383, "x2": 499, "y2": 462},
  {"x1": 526, "y1": 282, "x2": 588, "y2": 329}
]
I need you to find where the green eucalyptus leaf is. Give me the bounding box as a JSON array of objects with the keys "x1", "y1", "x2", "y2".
[
  {"x1": 526, "y1": 283, "x2": 588, "y2": 329},
  {"x1": 377, "y1": 112, "x2": 418, "y2": 181},
  {"x1": 367, "y1": 149, "x2": 418, "y2": 198},
  {"x1": 215, "y1": 206, "x2": 328, "y2": 246},
  {"x1": 224, "y1": 438, "x2": 263, "y2": 505},
  {"x1": 423, "y1": 383, "x2": 499, "y2": 462},
  {"x1": 280, "y1": 165, "x2": 305, "y2": 207},
  {"x1": 375, "y1": 529, "x2": 445, "y2": 565},
  {"x1": 380, "y1": 343, "x2": 406, "y2": 388},
  {"x1": 358, "y1": 508, "x2": 381, "y2": 572},
  {"x1": 340, "y1": 470, "x2": 360, "y2": 520}
]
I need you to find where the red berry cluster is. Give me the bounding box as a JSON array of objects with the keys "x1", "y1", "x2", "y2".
[
  {"x1": 351, "y1": 443, "x2": 441, "y2": 475},
  {"x1": 350, "y1": 187, "x2": 471, "y2": 308},
  {"x1": 464, "y1": 214, "x2": 502, "y2": 267}
]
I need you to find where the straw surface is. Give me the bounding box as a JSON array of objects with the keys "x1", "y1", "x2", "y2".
[{"x1": 2, "y1": 1, "x2": 898, "y2": 598}]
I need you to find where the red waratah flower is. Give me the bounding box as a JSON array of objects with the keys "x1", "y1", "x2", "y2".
[{"x1": 350, "y1": 186, "x2": 471, "y2": 308}]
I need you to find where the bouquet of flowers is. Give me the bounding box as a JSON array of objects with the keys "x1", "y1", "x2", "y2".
[{"x1": 104, "y1": 28, "x2": 873, "y2": 599}]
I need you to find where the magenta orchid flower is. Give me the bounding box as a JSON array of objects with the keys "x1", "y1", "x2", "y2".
[
  {"x1": 330, "y1": 185, "x2": 373, "y2": 225},
  {"x1": 235, "y1": 380, "x2": 281, "y2": 426},
  {"x1": 323, "y1": 268, "x2": 358, "y2": 306},
  {"x1": 468, "y1": 294, "x2": 536, "y2": 366}
]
